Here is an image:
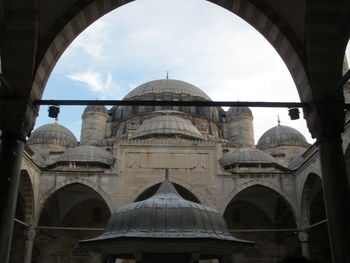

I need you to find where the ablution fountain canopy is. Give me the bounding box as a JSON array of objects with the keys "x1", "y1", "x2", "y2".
[{"x1": 80, "y1": 171, "x2": 253, "y2": 263}]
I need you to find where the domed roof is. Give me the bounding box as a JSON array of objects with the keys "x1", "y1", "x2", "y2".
[
  {"x1": 28, "y1": 123, "x2": 77, "y2": 147},
  {"x1": 55, "y1": 145, "x2": 115, "y2": 167},
  {"x1": 226, "y1": 107, "x2": 252, "y2": 118},
  {"x1": 83, "y1": 105, "x2": 108, "y2": 115},
  {"x1": 131, "y1": 115, "x2": 203, "y2": 140},
  {"x1": 257, "y1": 125, "x2": 309, "y2": 150},
  {"x1": 219, "y1": 147, "x2": 276, "y2": 167},
  {"x1": 80, "y1": 177, "x2": 252, "y2": 257},
  {"x1": 124, "y1": 79, "x2": 211, "y2": 100}
]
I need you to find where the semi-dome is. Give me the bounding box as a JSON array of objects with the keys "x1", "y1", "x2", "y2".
[
  {"x1": 124, "y1": 79, "x2": 211, "y2": 100},
  {"x1": 28, "y1": 123, "x2": 77, "y2": 147},
  {"x1": 226, "y1": 107, "x2": 252, "y2": 118},
  {"x1": 55, "y1": 145, "x2": 115, "y2": 167},
  {"x1": 257, "y1": 125, "x2": 309, "y2": 150},
  {"x1": 219, "y1": 147, "x2": 276, "y2": 167},
  {"x1": 83, "y1": 105, "x2": 108, "y2": 115},
  {"x1": 131, "y1": 115, "x2": 203, "y2": 140},
  {"x1": 80, "y1": 176, "x2": 252, "y2": 258}
]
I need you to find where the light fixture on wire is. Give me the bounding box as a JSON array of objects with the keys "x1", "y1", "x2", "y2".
[
  {"x1": 288, "y1": 107, "x2": 300, "y2": 120},
  {"x1": 48, "y1": 105, "x2": 60, "y2": 118}
]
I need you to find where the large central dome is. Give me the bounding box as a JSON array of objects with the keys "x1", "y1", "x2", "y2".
[{"x1": 124, "y1": 79, "x2": 211, "y2": 100}]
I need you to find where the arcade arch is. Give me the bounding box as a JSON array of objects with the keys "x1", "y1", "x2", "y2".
[
  {"x1": 10, "y1": 170, "x2": 35, "y2": 263},
  {"x1": 300, "y1": 173, "x2": 330, "y2": 263},
  {"x1": 33, "y1": 183, "x2": 111, "y2": 263},
  {"x1": 223, "y1": 184, "x2": 300, "y2": 262}
]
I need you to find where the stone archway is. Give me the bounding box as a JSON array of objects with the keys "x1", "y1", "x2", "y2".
[
  {"x1": 32, "y1": 0, "x2": 311, "y2": 109},
  {"x1": 33, "y1": 182, "x2": 112, "y2": 263},
  {"x1": 300, "y1": 173, "x2": 330, "y2": 263},
  {"x1": 223, "y1": 184, "x2": 300, "y2": 262},
  {"x1": 220, "y1": 179, "x2": 297, "y2": 217},
  {"x1": 35, "y1": 177, "x2": 114, "y2": 224},
  {"x1": 9, "y1": 170, "x2": 35, "y2": 263}
]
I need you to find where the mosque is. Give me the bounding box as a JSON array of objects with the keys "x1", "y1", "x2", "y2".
[{"x1": 11, "y1": 76, "x2": 346, "y2": 263}]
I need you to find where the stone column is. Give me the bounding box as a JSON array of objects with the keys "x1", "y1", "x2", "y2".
[
  {"x1": 305, "y1": 99, "x2": 350, "y2": 263},
  {"x1": 0, "y1": 131, "x2": 25, "y2": 263},
  {"x1": 317, "y1": 135, "x2": 350, "y2": 263},
  {"x1": 24, "y1": 226, "x2": 36, "y2": 263},
  {"x1": 298, "y1": 231, "x2": 310, "y2": 259}
]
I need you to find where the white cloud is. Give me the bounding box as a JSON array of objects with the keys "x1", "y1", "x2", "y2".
[
  {"x1": 69, "y1": 20, "x2": 110, "y2": 59},
  {"x1": 67, "y1": 70, "x2": 117, "y2": 98}
]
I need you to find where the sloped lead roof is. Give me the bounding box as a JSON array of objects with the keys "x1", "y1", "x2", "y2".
[
  {"x1": 131, "y1": 115, "x2": 203, "y2": 140},
  {"x1": 55, "y1": 145, "x2": 115, "y2": 167},
  {"x1": 219, "y1": 147, "x2": 277, "y2": 167},
  {"x1": 80, "y1": 176, "x2": 253, "y2": 257}
]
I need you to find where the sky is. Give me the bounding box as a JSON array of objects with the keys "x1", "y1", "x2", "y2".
[{"x1": 35, "y1": 0, "x2": 350, "y2": 143}]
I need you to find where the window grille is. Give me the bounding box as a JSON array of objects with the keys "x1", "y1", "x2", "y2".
[{"x1": 72, "y1": 246, "x2": 90, "y2": 257}]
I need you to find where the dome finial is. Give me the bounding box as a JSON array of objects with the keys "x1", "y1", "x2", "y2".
[
  {"x1": 277, "y1": 115, "x2": 281, "y2": 125},
  {"x1": 166, "y1": 71, "x2": 169, "y2": 79}
]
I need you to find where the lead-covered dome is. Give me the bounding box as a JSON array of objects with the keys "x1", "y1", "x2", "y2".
[
  {"x1": 55, "y1": 145, "x2": 115, "y2": 167},
  {"x1": 131, "y1": 115, "x2": 203, "y2": 140},
  {"x1": 219, "y1": 147, "x2": 276, "y2": 167},
  {"x1": 257, "y1": 125, "x2": 309, "y2": 150},
  {"x1": 124, "y1": 79, "x2": 211, "y2": 100},
  {"x1": 28, "y1": 123, "x2": 77, "y2": 147}
]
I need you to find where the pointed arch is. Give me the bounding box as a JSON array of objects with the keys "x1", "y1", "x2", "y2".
[
  {"x1": 299, "y1": 173, "x2": 324, "y2": 226},
  {"x1": 32, "y1": 0, "x2": 310, "y2": 107},
  {"x1": 220, "y1": 179, "x2": 297, "y2": 217},
  {"x1": 35, "y1": 178, "x2": 113, "y2": 225},
  {"x1": 18, "y1": 169, "x2": 35, "y2": 224}
]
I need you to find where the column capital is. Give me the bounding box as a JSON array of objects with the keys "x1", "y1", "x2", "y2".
[
  {"x1": 304, "y1": 101, "x2": 345, "y2": 143},
  {"x1": 25, "y1": 226, "x2": 36, "y2": 241},
  {"x1": 298, "y1": 231, "x2": 309, "y2": 242}
]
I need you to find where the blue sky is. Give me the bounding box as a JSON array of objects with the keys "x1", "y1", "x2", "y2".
[{"x1": 35, "y1": 0, "x2": 350, "y2": 143}]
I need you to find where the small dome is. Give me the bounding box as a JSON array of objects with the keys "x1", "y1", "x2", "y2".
[
  {"x1": 257, "y1": 125, "x2": 309, "y2": 150},
  {"x1": 131, "y1": 115, "x2": 203, "y2": 140},
  {"x1": 226, "y1": 107, "x2": 252, "y2": 118},
  {"x1": 219, "y1": 147, "x2": 276, "y2": 167},
  {"x1": 288, "y1": 153, "x2": 305, "y2": 170},
  {"x1": 28, "y1": 123, "x2": 77, "y2": 147},
  {"x1": 55, "y1": 145, "x2": 115, "y2": 167},
  {"x1": 83, "y1": 105, "x2": 108, "y2": 115},
  {"x1": 124, "y1": 79, "x2": 211, "y2": 100}
]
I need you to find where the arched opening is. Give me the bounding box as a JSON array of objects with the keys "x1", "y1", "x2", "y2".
[
  {"x1": 10, "y1": 170, "x2": 35, "y2": 263},
  {"x1": 223, "y1": 185, "x2": 299, "y2": 262},
  {"x1": 33, "y1": 0, "x2": 313, "y2": 143},
  {"x1": 135, "y1": 182, "x2": 200, "y2": 203},
  {"x1": 300, "y1": 173, "x2": 330, "y2": 263},
  {"x1": 33, "y1": 183, "x2": 111, "y2": 263}
]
